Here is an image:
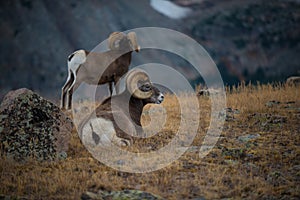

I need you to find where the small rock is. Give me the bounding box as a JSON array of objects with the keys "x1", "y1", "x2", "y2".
[
  {"x1": 238, "y1": 134, "x2": 260, "y2": 143},
  {"x1": 226, "y1": 107, "x2": 240, "y2": 114},
  {"x1": 267, "y1": 115, "x2": 287, "y2": 124},
  {"x1": 197, "y1": 88, "x2": 221, "y2": 97},
  {"x1": 286, "y1": 76, "x2": 300, "y2": 86},
  {"x1": 198, "y1": 89, "x2": 210, "y2": 96},
  {"x1": 285, "y1": 101, "x2": 296, "y2": 105},
  {"x1": 265, "y1": 100, "x2": 280, "y2": 108},
  {"x1": 0, "y1": 194, "x2": 28, "y2": 200},
  {"x1": 192, "y1": 197, "x2": 206, "y2": 200},
  {"x1": 57, "y1": 151, "x2": 68, "y2": 160},
  {"x1": 283, "y1": 101, "x2": 299, "y2": 110},
  {"x1": 82, "y1": 189, "x2": 165, "y2": 200},
  {"x1": 223, "y1": 108, "x2": 241, "y2": 122},
  {"x1": 81, "y1": 191, "x2": 102, "y2": 200},
  {"x1": 221, "y1": 147, "x2": 246, "y2": 159},
  {"x1": 224, "y1": 159, "x2": 239, "y2": 165}
]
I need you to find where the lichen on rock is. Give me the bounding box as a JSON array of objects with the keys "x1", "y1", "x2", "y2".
[{"x1": 0, "y1": 88, "x2": 73, "y2": 161}]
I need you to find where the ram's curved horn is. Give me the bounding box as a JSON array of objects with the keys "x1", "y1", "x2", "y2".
[
  {"x1": 108, "y1": 32, "x2": 126, "y2": 50},
  {"x1": 126, "y1": 69, "x2": 153, "y2": 99},
  {"x1": 127, "y1": 32, "x2": 140, "y2": 52}
]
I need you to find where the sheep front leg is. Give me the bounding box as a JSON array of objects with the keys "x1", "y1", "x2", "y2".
[
  {"x1": 114, "y1": 77, "x2": 121, "y2": 95},
  {"x1": 112, "y1": 135, "x2": 132, "y2": 146},
  {"x1": 108, "y1": 82, "x2": 113, "y2": 96}
]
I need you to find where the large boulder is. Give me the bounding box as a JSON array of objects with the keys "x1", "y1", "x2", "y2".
[{"x1": 0, "y1": 88, "x2": 73, "y2": 161}]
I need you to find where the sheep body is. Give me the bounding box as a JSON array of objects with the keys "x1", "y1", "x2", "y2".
[
  {"x1": 61, "y1": 32, "x2": 140, "y2": 110},
  {"x1": 79, "y1": 69, "x2": 164, "y2": 146},
  {"x1": 73, "y1": 50, "x2": 133, "y2": 86}
]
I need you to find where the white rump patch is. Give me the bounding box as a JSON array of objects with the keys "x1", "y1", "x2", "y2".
[{"x1": 68, "y1": 50, "x2": 87, "y2": 72}]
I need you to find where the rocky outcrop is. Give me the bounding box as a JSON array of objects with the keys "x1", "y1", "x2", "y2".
[
  {"x1": 0, "y1": 88, "x2": 73, "y2": 161},
  {"x1": 286, "y1": 76, "x2": 300, "y2": 86}
]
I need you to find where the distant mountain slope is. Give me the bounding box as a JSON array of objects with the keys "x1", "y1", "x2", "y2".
[
  {"x1": 0, "y1": 0, "x2": 299, "y2": 100},
  {"x1": 188, "y1": 0, "x2": 300, "y2": 84},
  {"x1": 0, "y1": 0, "x2": 180, "y2": 100}
]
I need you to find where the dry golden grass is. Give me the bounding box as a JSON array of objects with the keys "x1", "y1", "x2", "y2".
[{"x1": 0, "y1": 83, "x2": 299, "y2": 199}]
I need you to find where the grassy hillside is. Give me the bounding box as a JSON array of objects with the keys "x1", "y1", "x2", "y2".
[{"x1": 0, "y1": 83, "x2": 299, "y2": 199}]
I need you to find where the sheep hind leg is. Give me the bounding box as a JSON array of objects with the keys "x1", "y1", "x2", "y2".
[
  {"x1": 108, "y1": 82, "x2": 113, "y2": 96},
  {"x1": 67, "y1": 81, "x2": 80, "y2": 110},
  {"x1": 115, "y1": 77, "x2": 121, "y2": 95},
  {"x1": 61, "y1": 73, "x2": 73, "y2": 110},
  {"x1": 112, "y1": 136, "x2": 131, "y2": 146}
]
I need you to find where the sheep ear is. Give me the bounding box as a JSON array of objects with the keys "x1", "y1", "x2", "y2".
[
  {"x1": 126, "y1": 69, "x2": 153, "y2": 99},
  {"x1": 127, "y1": 32, "x2": 140, "y2": 52}
]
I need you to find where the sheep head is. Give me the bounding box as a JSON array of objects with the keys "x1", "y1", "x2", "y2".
[
  {"x1": 108, "y1": 31, "x2": 140, "y2": 52},
  {"x1": 125, "y1": 69, "x2": 153, "y2": 99}
]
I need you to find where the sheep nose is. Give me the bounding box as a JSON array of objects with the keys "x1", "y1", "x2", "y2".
[{"x1": 159, "y1": 93, "x2": 164, "y2": 101}]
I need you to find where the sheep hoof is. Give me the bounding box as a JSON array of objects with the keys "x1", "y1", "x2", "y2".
[{"x1": 117, "y1": 139, "x2": 131, "y2": 146}]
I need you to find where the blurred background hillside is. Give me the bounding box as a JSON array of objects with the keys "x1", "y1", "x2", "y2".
[{"x1": 0, "y1": 0, "x2": 299, "y2": 100}]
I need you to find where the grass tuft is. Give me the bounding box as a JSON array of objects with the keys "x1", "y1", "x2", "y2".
[{"x1": 0, "y1": 84, "x2": 299, "y2": 199}]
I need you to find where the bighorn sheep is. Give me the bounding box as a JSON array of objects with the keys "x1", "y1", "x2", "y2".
[
  {"x1": 286, "y1": 76, "x2": 300, "y2": 86},
  {"x1": 79, "y1": 69, "x2": 164, "y2": 146},
  {"x1": 61, "y1": 31, "x2": 140, "y2": 110}
]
